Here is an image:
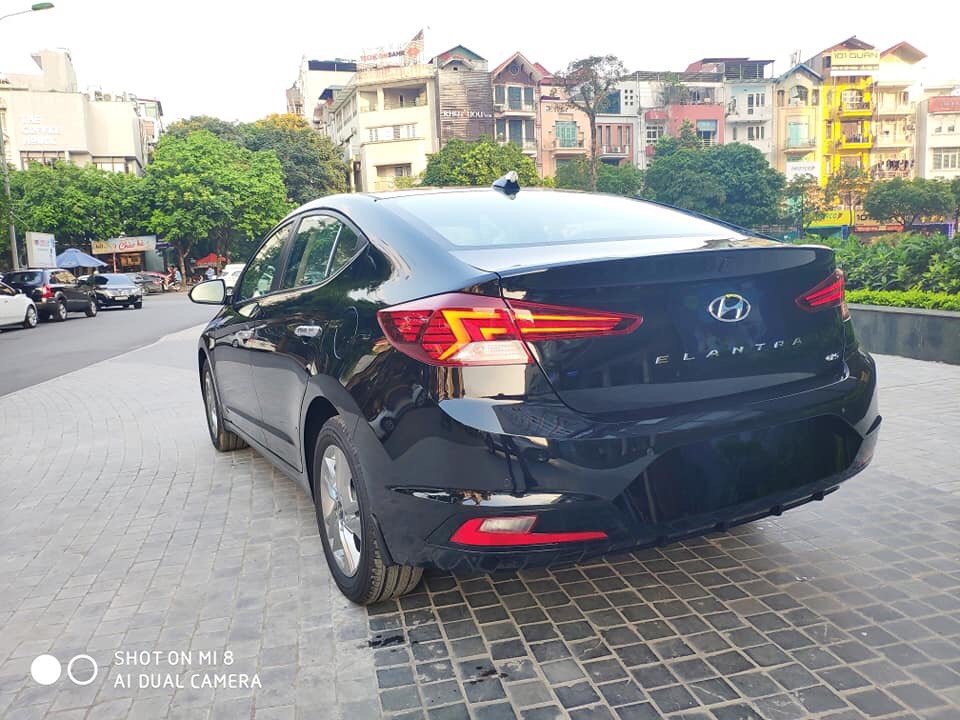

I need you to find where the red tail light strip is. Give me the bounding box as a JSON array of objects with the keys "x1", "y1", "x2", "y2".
[
  {"x1": 796, "y1": 269, "x2": 849, "y2": 319},
  {"x1": 377, "y1": 293, "x2": 642, "y2": 367},
  {"x1": 450, "y1": 516, "x2": 608, "y2": 546}
]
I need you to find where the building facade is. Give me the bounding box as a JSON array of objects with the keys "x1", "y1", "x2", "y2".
[
  {"x1": 287, "y1": 58, "x2": 357, "y2": 129},
  {"x1": 491, "y1": 53, "x2": 543, "y2": 171},
  {"x1": 434, "y1": 46, "x2": 494, "y2": 146},
  {"x1": 321, "y1": 64, "x2": 439, "y2": 192},
  {"x1": 916, "y1": 95, "x2": 960, "y2": 181},
  {"x1": 870, "y1": 43, "x2": 925, "y2": 180},
  {"x1": 538, "y1": 78, "x2": 592, "y2": 179},
  {"x1": 0, "y1": 50, "x2": 156, "y2": 174},
  {"x1": 774, "y1": 64, "x2": 824, "y2": 182}
]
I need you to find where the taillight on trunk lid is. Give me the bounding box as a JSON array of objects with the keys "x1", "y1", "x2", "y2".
[
  {"x1": 40, "y1": 284, "x2": 54, "y2": 299},
  {"x1": 377, "y1": 292, "x2": 641, "y2": 367},
  {"x1": 796, "y1": 269, "x2": 849, "y2": 320}
]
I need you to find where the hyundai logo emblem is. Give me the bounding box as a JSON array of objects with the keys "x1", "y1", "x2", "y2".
[{"x1": 708, "y1": 294, "x2": 751, "y2": 322}]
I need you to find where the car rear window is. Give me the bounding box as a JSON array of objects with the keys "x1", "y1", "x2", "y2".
[
  {"x1": 4, "y1": 271, "x2": 42, "y2": 285},
  {"x1": 383, "y1": 191, "x2": 739, "y2": 248}
]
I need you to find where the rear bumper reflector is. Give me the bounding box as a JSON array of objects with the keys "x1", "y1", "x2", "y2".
[{"x1": 450, "y1": 516, "x2": 608, "y2": 546}]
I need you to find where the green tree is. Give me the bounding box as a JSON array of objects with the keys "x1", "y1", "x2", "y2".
[
  {"x1": 9, "y1": 162, "x2": 144, "y2": 248},
  {"x1": 951, "y1": 177, "x2": 960, "y2": 229},
  {"x1": 422, "y1": 137, "x2": 538, "y2": 187},
  {"x1": 241, "y1": 113, "x2": 348, "y2": 204},
  {"x1": 783, "y1": 174, "x2": 827, "y2": 235},
  {"x1": 648, "y1": 121, "x2": 701, "y2": 159},
  {"x1": 824, "y1": 164, "x2": 871, "y2": 226},
  {"x1": 140, "y1": 131, "x2": 289, "y2": 276},
  {"x1": 556, "y1": 159, "x2": 643, "y2": 196},
  {"x1": 863, "y1": 177, "x2": 954, "y2": 227},
  {"x1": 644, "y1": 142, "x2": 785, "y2": 227},
  {"x1": 554, "y1": 55, "x2": 627, "y2": 191},
  {"x1": 165, "y1": 115, "x2": 245, "y2": 144}
]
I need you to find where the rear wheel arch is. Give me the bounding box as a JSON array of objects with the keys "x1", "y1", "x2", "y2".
[{"x1": 303, "y1": 396, "x2": 339, "y2": 498}]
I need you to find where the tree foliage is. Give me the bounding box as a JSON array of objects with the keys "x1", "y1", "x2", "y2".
[
  {"x1": 165, "y1": 115, "x2": 246, "y2": 144},
  {"x1": 863, "y1": 177, "x2": 954, "y2": 227},
  {"x1": 824, "y1": 164, "x2": 871, "y2": 225},
  {"x1": 9, "y1": 162, "x2": 145, "y2": 248},
  {"x1": 643, "y1": 142, "x2": 785, "y2": 227},
  {"x1": 555, "y1": 159, "x2": 643, "y2": 196},
  {"x1": 783, "y1": 174, "x2": 827, "y2": 233},
  {"x1": 140, "y1": 131, "x2": 289, "y2": 274},
  {"x1": 553, "y1": 55, "x2": 627, "y2": 190},
  {"x1": 422, "y1": 137, "x2": 538, "y2": 187}
]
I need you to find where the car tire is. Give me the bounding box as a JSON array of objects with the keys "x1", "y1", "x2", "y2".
[
  {"x1": 22, "y1": 305, "x2": 38, "y2": 329},
  {"x1": 53, "y1": 300, "x2": 68, "y2": 322},
  {"x1": 313, "y1": 416, "x2": 423, "y2": 604},
  {"x1": 84, "y1": 298, "x2": 98, "y2": 317},
  {"x1": 201, "y1": 363, "x2": 248, "y2": 452},
  {"x1": 134, "y1": 300, "x2": 143, "y2": 309}
]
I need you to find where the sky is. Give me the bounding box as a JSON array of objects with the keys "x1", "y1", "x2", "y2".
[{"x1": 0, "y1": 0, "x2": 957, "y2": 123}]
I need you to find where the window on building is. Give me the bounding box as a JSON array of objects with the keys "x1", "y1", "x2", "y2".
[
  {"x1": 523, "y1": 87, "x2": 534, "y2": 109},
  {"x1": 508, "y1": 118, "x2": 523, "y2": 145},
  {"x1": 555, "y1": 121, "x2": 578, "y2": 148},
  {"x1": 19, "y1": 151, "x2": 66, "y2": 168},
  {"x1": 495, "y1": 118, "x2": 506, "y2": 142},
  {"x1": 623, "y1": 89, "x2": 636, "y2": 106},
  {"x1": 617, "y1": 126, "x2": 623, "y2": 146},
  {"x1": 696, "y1": 119, "x2": 718, "y2": 145},
  {"x1": 789, "y1": 85, "x2": 809, "y2": 106},
  {"x1": 646, "y1": 124, "x2": 664, "y2": 145},
  {"x1": 732, "y1": 127, "x2": 738, "y2": 141},
  {"x1": 605, "y1": 126, "x2": 612, "y2": 146},
  {"x1": 93, "y1": 157, "x2": 129, "y2": 173},
  {"x1": 812, "y1": 89, "x2": 820, "y2": 106},
  {"x1": 507, "y1": 86, "x2": 522, "y2": 110},
  {"x1": 495, "y1": 85, "x2": 505, "y2": 106},
  {"x1": 747, "y1": 125, "x2": 765, "y2": 141},
  {"x1": 524, "y1": 119, "x2": 535, "y2": 145},
  {"x1": 747, "y1": 93, "x2": 765, "y2": 113},
  {"x1": 368, "y1": 124, "x2": 417, "y2": 142},
  {"x1": 933, "y1": 148, "x2": 960, "y2": 170}
]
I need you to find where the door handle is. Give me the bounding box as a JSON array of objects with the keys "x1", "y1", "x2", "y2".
[
  {"x1": 294, "y1": 325, "x2": 322, "y2": 339},
  {"x1": 236, "y1": 329, "x2": 254, "y2": 341}
]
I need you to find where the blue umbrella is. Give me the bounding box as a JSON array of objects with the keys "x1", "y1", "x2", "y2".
[{"x1": 56, "y1": 248, "x2": 107, "y2": 269}]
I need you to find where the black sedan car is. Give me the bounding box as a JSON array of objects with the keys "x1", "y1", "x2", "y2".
[
  {"x1": 189, "y1": 186, "x2": 880, "y2": 604},
  {"x1": 3, "y1": 268, "x2": 98, "y2": 321},
  {"x1": 84, "y1": 273, "x2": 143, "y2": 309}
]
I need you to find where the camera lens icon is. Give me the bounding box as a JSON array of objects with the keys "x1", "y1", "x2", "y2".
[{"x1": 30, "y1": 654, "x2": 98, "y2": 686}]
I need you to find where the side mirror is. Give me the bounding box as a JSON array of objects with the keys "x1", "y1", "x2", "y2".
[{"x1": 189, "y1": 279, "x2": 227, "y2": 305}]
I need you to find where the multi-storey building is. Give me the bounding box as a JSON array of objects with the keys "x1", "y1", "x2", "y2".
[
  {"x1": 286, "y1": 58, "x2": 357, "y2": 129},
  {"x1": 596, "y1": 89, "x2": 638, "y2": 169},
  {"x1": 320, "y1": 64, "x2": 439, "y2": 192},
  {"x1": 871, "y1": 43, "x2": 926, "y2": 180},
  {"x1": 687, "y1": 58, "x2": 775, "y2": 163},
  {"x1": 916, "y1": 94, "x2": 960, "y2": 181},
  {"x1": 807, "y1": 37, "x2": 879, "y2": 178},
  {"x1": 0, "y1": 50, "x2": 156, "y2": 174},
  {"x1": 538, "y1": 73, "x2": 593, "y2": 179},
  {"x1": 491, "y1": 53, "x2": 544, "y2": 171},
  {"x1": 433, "y1": 46, "x2": 494, "y2": 146},
  {"x1": 774, "y1": 63, "x2": 824, "y2": 182}
]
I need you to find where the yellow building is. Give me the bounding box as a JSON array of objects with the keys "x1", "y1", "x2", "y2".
[
  {"x1": 807, "y1": 37, "x2": 879, "y2": 178},
  {"x1": 774, "y1": 64, "x2": 824, "y2": 183}
]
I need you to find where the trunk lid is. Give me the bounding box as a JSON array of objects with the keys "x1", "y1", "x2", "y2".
[{"x1": 492, "y1": 242, "x2": 846, "y2": 417}]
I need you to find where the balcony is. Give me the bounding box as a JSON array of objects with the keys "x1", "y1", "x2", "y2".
[
  {"x1": 382, "y1": 98, "x2": 426, "y2": 110},
  {"x1": 553, "y1": 135, "x2": 587, "y2": 152},
  {"x1": 726, "y1": 104, "x2": 772, "y2": 121},
  {"x1": 599, "y1": 145, "x2": 630, "y2": 157},
  {"x1": 784, "y1": 137, "x2": 817, "y2": 151},
  {"x1": 496, "y1": 103, "x2": 536, "y2": 115},
  {"x1": 877, "y1": 104, "x2": 912, "y2": 116},
  {"x1": 498, "y1": 139, "x2": 537, "y2": 153},
  {"x1": 873, "y1": 168, "x2": 913, "y2": 179},
  {"x1": 875, "y1": 133, "x2": 913, "y2": 147},
  {"x1": 837, "y1": 101, "x2": 872, "y2": 117},
  {"x1": 838, "y1": 134, "x2": 873, "y2": 149}
]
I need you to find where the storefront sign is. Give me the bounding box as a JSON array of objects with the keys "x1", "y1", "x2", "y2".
[
  {"x1": 785, "y1": 162, "x2": 818, "y2": 181},
  {"x1": 440, "y1": 110, "x2": 494, "y2": 119},
  {"x1": 21, "y1": 116, "x2": 62, "y2": 146},
  {"x1": 929, "y1": 96, "x2": 960, "y2": 114},
  {"x1": 830, "y1": 50, "x2": 880, "y2": 72},
  {"x1": 91, "y1": 236, "x2": 157, "y2": 255},
  {"x1": 25, "y1": 231, "x2": 56, "y2": 267}
]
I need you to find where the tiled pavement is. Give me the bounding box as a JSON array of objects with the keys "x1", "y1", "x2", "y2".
[{"x1": 1, "y1": 328, "x2": 959, "y2": 720}]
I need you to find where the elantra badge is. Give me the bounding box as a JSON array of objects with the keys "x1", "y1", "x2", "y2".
[{"x1": 708, "y1": 294, "x2": 751, "y2": 322}]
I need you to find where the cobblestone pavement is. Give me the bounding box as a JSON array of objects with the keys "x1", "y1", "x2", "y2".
[{"x1": 1, "y1": 328, "x2": 959, "y2": 720}]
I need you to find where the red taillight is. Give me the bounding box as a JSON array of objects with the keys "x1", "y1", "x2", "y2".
[
  {"x1": 377, "y1": 292, "x2": 641, "y2": 367},
  {"x1": 40, "y1": 284, "x2": 54, "y2": 299},
  {"x1": 796, "y1": 269, "x2": 849, "y2": 320},
  {"x1": 450, "y1": 515, "x2": 608, "y2": 546}
]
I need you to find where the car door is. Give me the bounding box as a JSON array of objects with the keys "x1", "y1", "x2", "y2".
[
  {"x1": 248, "y1": 213, "x2": 366, "y2": 468},
  {"x1": 52, "y1": 270, "x2": 84, "y2": 310},
  {"x1": 0, "y1": 283, "x2": 16, "y2": 325},
  {"x1": 208, "y1": 222, "x2": 294, "y2": 446}
]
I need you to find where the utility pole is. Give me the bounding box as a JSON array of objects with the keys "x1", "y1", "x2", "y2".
[{"x1": 0, "y1": 110, "x2": 18, "y2": 270}]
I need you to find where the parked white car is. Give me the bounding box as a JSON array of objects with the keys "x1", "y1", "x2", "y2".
[
  {"x1": 219, "y1": 263, "x2": 245, "y2": 291},
  {"x1": 0, "y1": 281, "x2": 38, "y2": 330}
]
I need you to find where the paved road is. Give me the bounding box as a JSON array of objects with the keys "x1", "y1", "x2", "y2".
[
  {"x1": 0, "y1": 292, "x2": 217, "y2": 397},
  {"x1": 0, "y1": 327, "x2": 958, "y2": 719}
]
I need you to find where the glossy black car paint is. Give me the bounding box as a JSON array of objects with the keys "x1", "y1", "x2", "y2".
[
  {"x1": 86, "y1": 274, "x2": 143, "y2": 308},
  {"x1": 3, "y1": 268, "x2": 95, "y2": 319},
  {"x1": 198, "y1": 190, "x2": 880, "y2": 572}
]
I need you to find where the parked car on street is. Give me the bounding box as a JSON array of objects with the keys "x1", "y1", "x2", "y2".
[
  {"x1": 189, "y1": 184, "x2": 881, "y2": 605},
  {"x1": 219, "y1": 263, "x2": 245, "y2": 292},
  {"x1": 3, "y1": 268, "x2": 98, "y2": 321},
  {"x1": 127, "y1": 272, "x2": 166, "y2": 294},
  {"x1": 83, "y1": 273, "x2": 144, "y2": 309},
  {"x1": 0, "y1": 281, "x2": 38, "y2": 330}
]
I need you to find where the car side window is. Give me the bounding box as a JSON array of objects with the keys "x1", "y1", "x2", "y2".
[
  {"x1": 281, "y1": 215, "x2": 340, "y2": 289},
  {"x1": 0, "y1": 284, "x2": 14, "y2": 296},
  {"x1": 236, "y1": 223, "x2": 293, "y2": 302},
  {"x1": 328, "y1": 224, "x2": 363, "y2": 277}
]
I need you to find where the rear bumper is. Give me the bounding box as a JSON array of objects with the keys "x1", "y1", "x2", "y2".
[{"x1": 357, "y1": 349, "x2": 880, "y2": 572}]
